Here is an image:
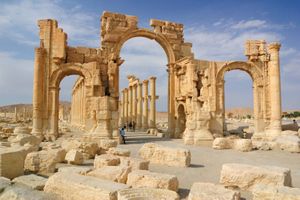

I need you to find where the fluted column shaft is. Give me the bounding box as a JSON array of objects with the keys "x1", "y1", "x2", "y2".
[
  {"x1": 267, "y1": 43, "x2": 282, "y2": 137},
  {"x1": 137, "y1": 83, "x2": 143, "y2": 129},
  {"x1": 128, "y1": 86, "x2": 132, "y2": 123},
  {"x1": 149, "y1": 77, "x2": 156, "y2": 128},
  {"x1": 132, "y1": 84, "x2": 137, "y2": 123},
  {"x1": 142, "y1": 80, "x2": 149, "y2": 130},
  {"x1": 124, "y1": 88, "x2": 128, "y2": 125},
  {"x1": 32, "y1": 48, "x2": 45, "y2": 136}
]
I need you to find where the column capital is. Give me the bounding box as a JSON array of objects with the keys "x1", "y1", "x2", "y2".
[
  {"x1": 268, "y1": 42, "x2": 281, "y2": 51},
  {"x1": 149, "y1": 76, "x2": 157, "y2": 80},
  {"x1": 143, "y1": 79, "x2": 149, "y2": 84}
]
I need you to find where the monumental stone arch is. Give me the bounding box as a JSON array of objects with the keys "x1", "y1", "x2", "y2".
[
  {"x1": 32, "y1": 11, "x2": 282, "y2": 144},
  {"x1": 215, "y1": 61, "x2": 264, "y2": 132}
]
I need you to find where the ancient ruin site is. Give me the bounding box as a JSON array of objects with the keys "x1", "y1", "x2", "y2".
[{"x1": 0, "y1": 1, "x2": 300, "y2": 200}]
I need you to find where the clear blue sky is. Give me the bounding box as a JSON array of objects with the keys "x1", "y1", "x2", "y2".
[{"x1": 0, "y1": 0, "x2": 299, "y2": 111}]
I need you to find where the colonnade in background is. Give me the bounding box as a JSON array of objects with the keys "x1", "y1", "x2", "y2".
[
  {"x1": 70, "y1": 77, "x2": 86, "y2": 128},
  {"x1": 120, "y1": 76, "x2": 158, "y2": 131}
]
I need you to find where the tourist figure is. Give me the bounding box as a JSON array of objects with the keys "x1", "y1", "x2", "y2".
[{"x1": 119, "y1": 126, "x2": 126, "y2": 144}]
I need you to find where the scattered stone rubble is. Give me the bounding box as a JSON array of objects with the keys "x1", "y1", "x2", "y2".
[
  {"x1": 219, "y1": 163, "x2": 292, "y2": 191},
  {"x1": 139, "y1": 143, "x2": 191, "y2": 167}
]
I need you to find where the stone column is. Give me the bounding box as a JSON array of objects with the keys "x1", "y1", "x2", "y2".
[
  {"x1": 128, "y1": 86, "x2": 132, "y2": 123},
  {"x1": 132, "y1": 84, "x2": 137, "y2": 124},
  {"x1": 121, "y1": 89, "x2": 126, "y2": 126},
  {"x1": 124, "y1": 88, "x2": 128, "y2": 126},
  {"x1": 168, "y1": 64, "x2": 176, "y2": 136},
  {"x1": 32, "y1": 47, "x2": 45, "y2": 136},
  {"x1": 142, "y1": 80, "x2": 149, "y2": 130},
  {"x1": 149, "y1": 77, "x2": 157, "y2": 129},
  {"x1": 267, "y1": 42, "x2": 282, "y2": 139},
  {"x1": 49, "y1": 87, "x2": 59, "y2": 140},
  {"x1": 137, "y1": 83, "x2": 143, "y2": 130}
]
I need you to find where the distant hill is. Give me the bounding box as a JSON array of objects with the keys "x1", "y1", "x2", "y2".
[{"x1": 225, "y1": 107, "x2": 253, "y2": 117}]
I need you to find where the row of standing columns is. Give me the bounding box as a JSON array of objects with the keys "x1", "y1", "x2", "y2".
[{"x1": 120, "y1": 76, "x2": 158, "y2": 131}]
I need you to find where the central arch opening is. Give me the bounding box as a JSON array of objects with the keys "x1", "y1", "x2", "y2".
[
  {"x1": 224, "y1": 70, "x2": 253, "y2": 137},
  {"x1": 118, "y1": 37, "x2": 168, "y2": 142}
]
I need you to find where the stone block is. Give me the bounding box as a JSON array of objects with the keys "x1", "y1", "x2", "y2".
[
  {"x1": 0, "y1": 146, "x2": 26, "y2": 179},
  {"x1": 0, "y1": 177, "x2": 11, "y2": 192},
  {"x1": 233, "y1": 139, "x2": 252, "y2": 152},
  {"x1": 139, "y1": 143, "x2": 191, "y2": 167},
  {"x1": 94, "y1": 154, "x2": 120, "y2": 168},
  {"x1": 61, "y1": 139, "x2": 99, "y2": 159},
  {"x1": 276, "y1": 135, "x2": 300, "y2": 153},
  {"x1": 12, "y1": 174, "x2": 47, "y2": 190},
  {"x1": 118, "y1": 188, "x2": 179, "y2": 200},
  {"x1": 58, "y1": 166, "x2": 92, "y2": 175},
  {"x1": 0, "y1": 185, "x2": 60, "y2": 200},
  {"x1": 119, "y1": 157, "x2": 149, "y2": 170},
  {"x1": 219, "y1": 163, "x2": 292, "y2": 191},
  {"x1": 212, "y1": 138, "x2": 232, "y2": 150},
  {"x1": 24, "y1": 150, "x2": 62, "y2": 174},
  {"x1": 188, "y1": 182, "x2": 240, "y2": 200},
  {"x1": 44, "y1": 172, "x2": 129, "y2": 200},
  {"x1": 107, "y1": 147, "x2": 130, "y2": 157},
  {"x1": 252, "y1": 140, "x2": 276, "y2": 151},
  {"x1": 127, "y1": 170, "x2": 179, "y2": 192},
  {"x1": 9, "y1": 134, "x2": 40, "y2": 147},
  {"x1": 253, "y1": 184, "x2": 300, "y2": 200},
  {"x1": 65, "y1": 149, "x2": 84, "y2": 165},
  {"x1": 99, "y1": 139, "x2": 118, "y2": 150},
  {"x1": 13, "y1": 127, "x2": 30, "y2": 134},
  {"x1": 87, "y1": 166, "x2": 131, "y2": 183}
]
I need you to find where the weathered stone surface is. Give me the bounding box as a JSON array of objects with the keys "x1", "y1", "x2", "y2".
[
  {"x1": 107, "y1": 147, "x2": 130, "y2": 157},
  {"x1": 58, "y1": 166, "x2": 92, "y2": 175},
  {"x1": 252, "y1": 140, "x2": 276, "y2": 151},
  {"x1": 0, "y1": 177, "x2": 11, "y2": 192},
  {"x1": 118, "y1": 188, "x2": 179, "y2": 200},
  {"x1": 213, "y1": 138, "x2": 252, "y2": 152},
  {"x1": 87, "y1": 166, "x2": 131, "y2": 183},
  {"x1": 9, "y1": 134, "x2": 40, "y2": 147},
  {"x1": 139, "y1": 143, "x2": 191, "y2": 167},
  {"x1": 94, "y1": 154, "x2": 120, "y2": 168},
  {"x1": 44, "y1": 172, "x2": 129, "y2": 200},
  {"x1": 119, "y1": 157, "x2": 149, "y2": 170},
  {"x1": 0, "y1": 146, "x2": 26, "y2": 179},
  {"x1": 61, "y1": 139, "x2": 99, "y2": 159},
  {"x1": 127, "y1": 170, "x2": 179, "y2": 192},
  {"x1": 0, "y1": 185, "x2": 60, "y2": 200},
  {"x1": 65, "y1": 149, "x2": 84, "y2": 165},
  {"x1": 253, "y1": 184, "x2": 300, "y2": 200},
  {"x1": 276, "y1": 135, "x2": 300, "y2": 153},
  {"x1": 99, "y1": 139, "x2": 118, "y2": 150},
  {"x1": 12, "y1": 174, "x2": 47, "y2": 190},
  {"x1": 212, "y1": 138, "x2": 232, "y2": 150},
  {"x1": 24, "y1": 149, "x2": 64, "y2": 174},
  {"x1": 188, "y1": 182, "x2": 241, "y2": 200},
  {"x1": 233, "y1": 139, "x2": 252, "y2": 152},
  {"x1": 2, "y1": 128, "x2": 13, "y2": 134},
  {"x1": 281, "y1": 130, "x2": 299, "y2": 136},
  {"x1": 219, "y1": 163, "x2": 292, "y2": 191},
  {"x1": 13, "y1": 127, "x2": 30, "y2": 134}
]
